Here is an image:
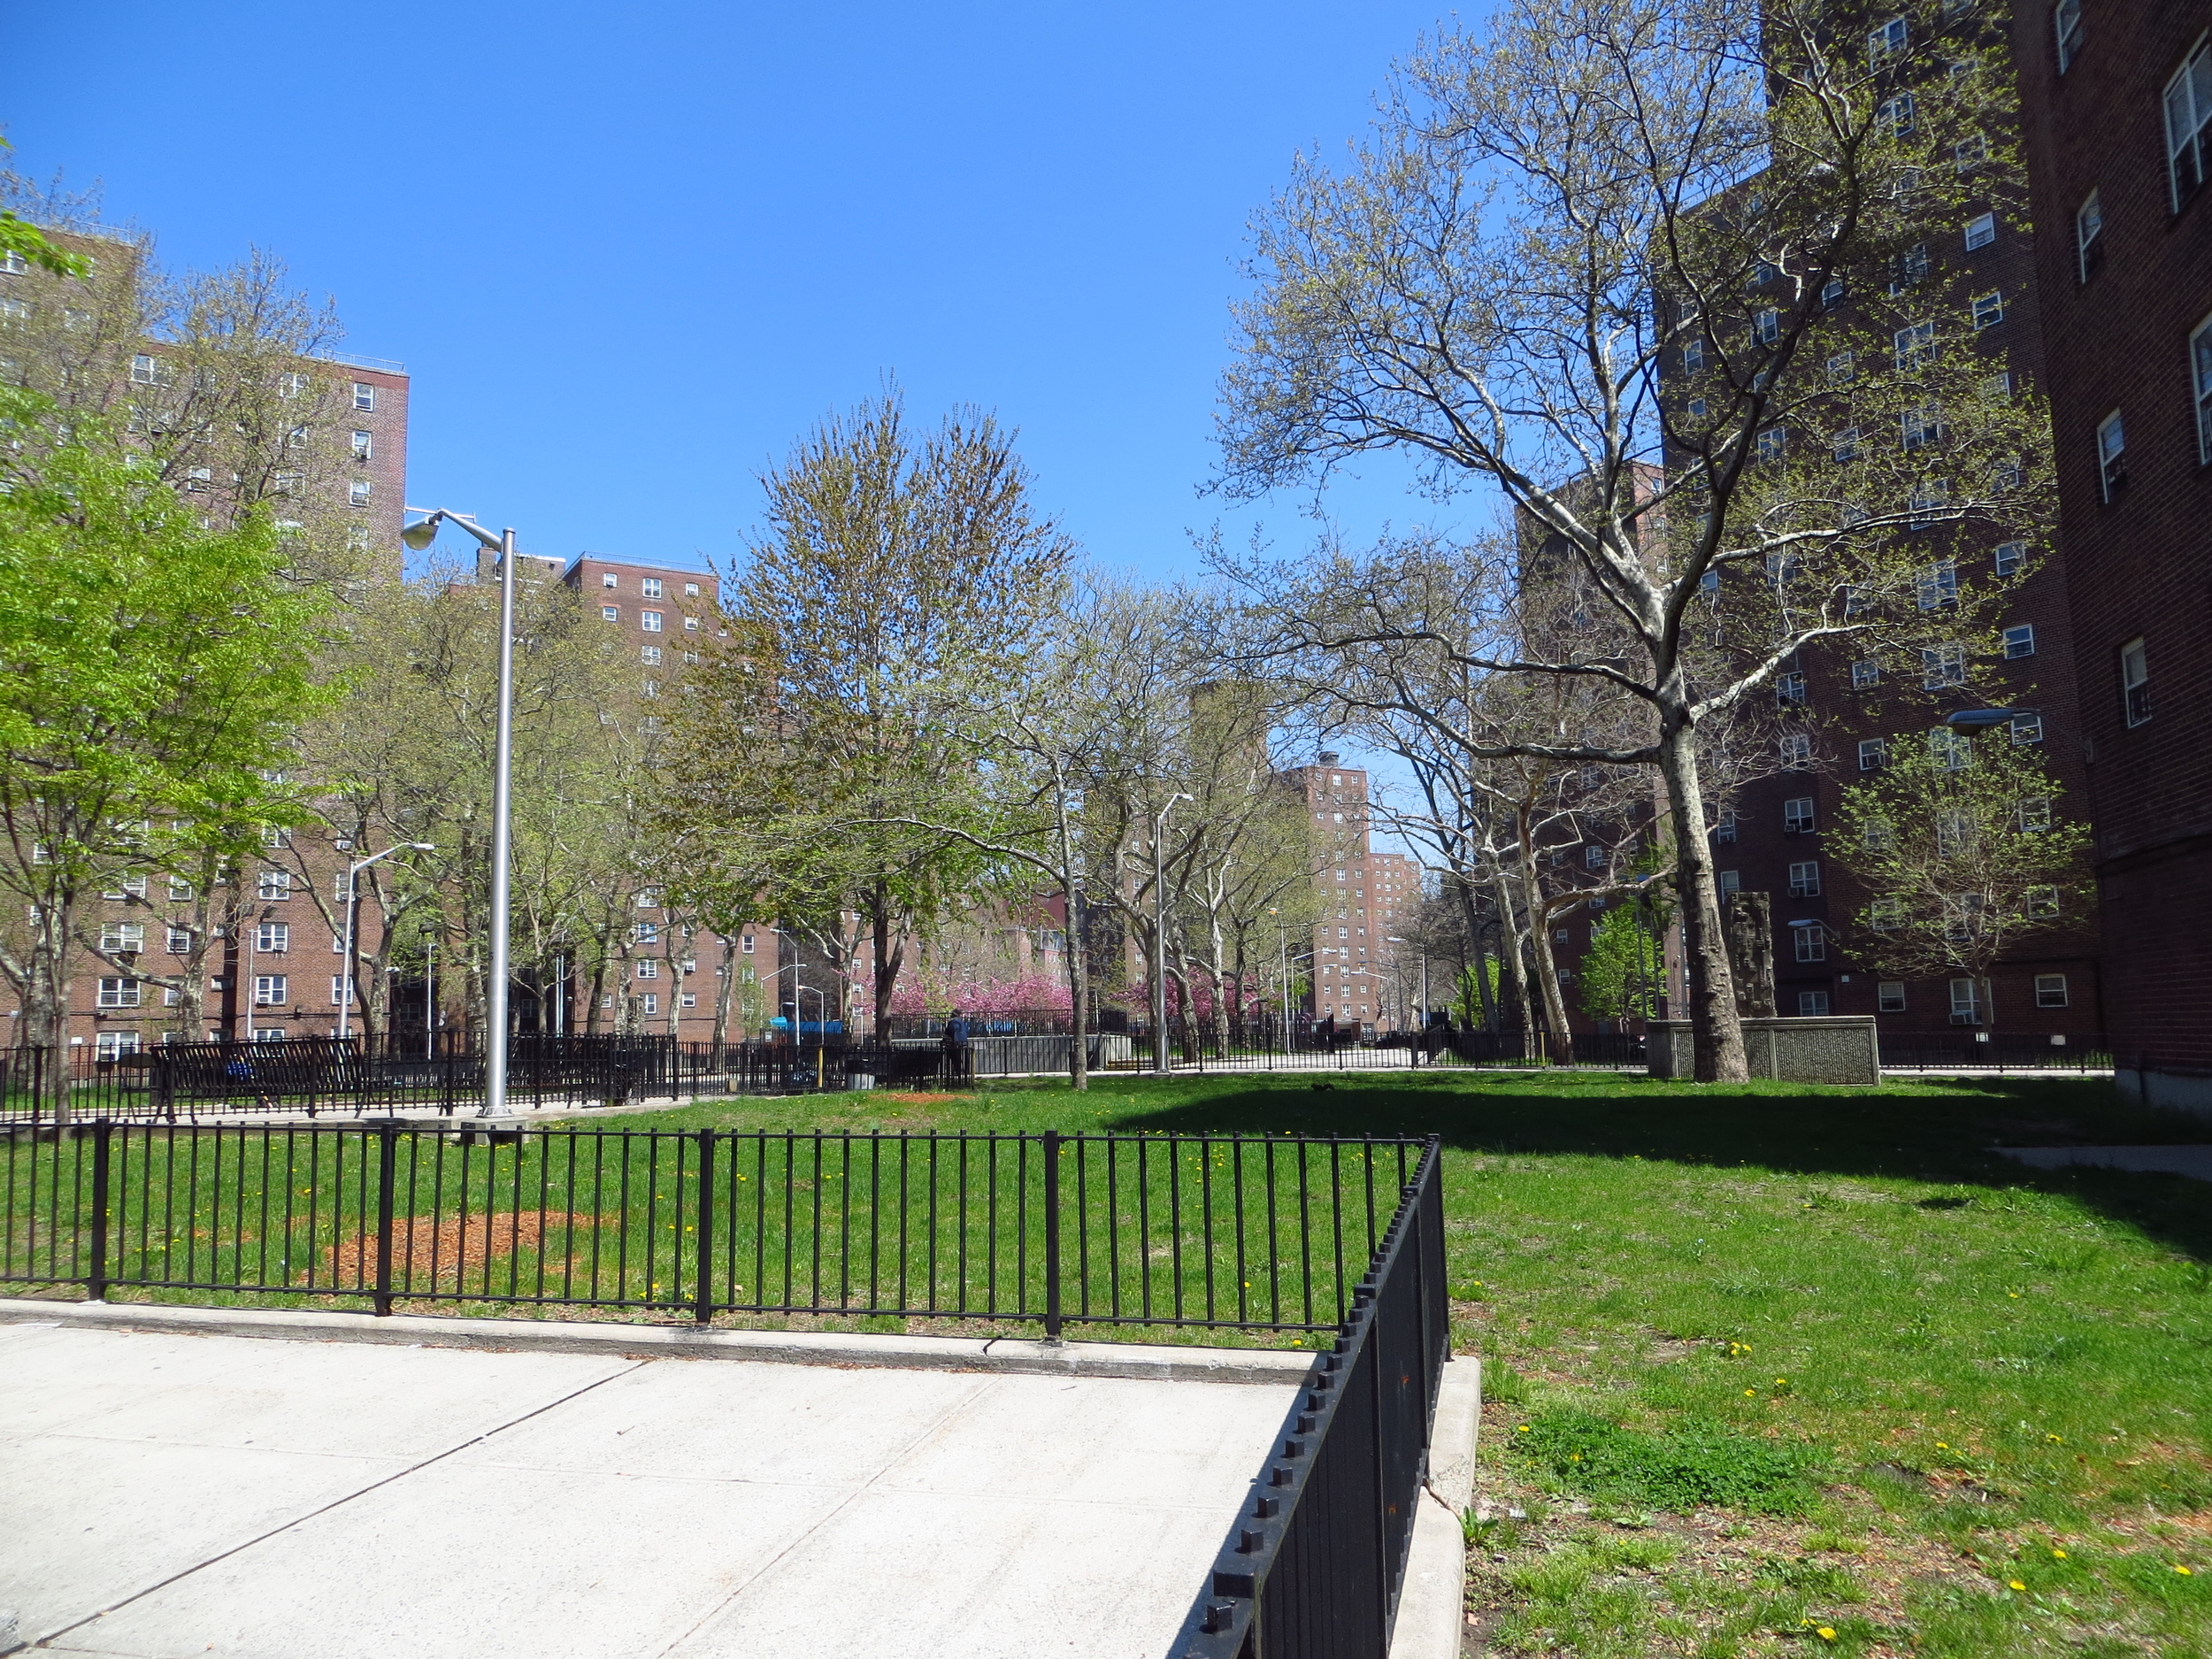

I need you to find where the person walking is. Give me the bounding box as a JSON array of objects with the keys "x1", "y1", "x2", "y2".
[{"x1": 940, "y1": 1009, "x2": 973, "y2": 1086}]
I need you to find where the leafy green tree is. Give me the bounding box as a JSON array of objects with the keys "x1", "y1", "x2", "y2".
[
  {"x1": 1579, "y1": 902, "x2": 1669, "y2": 1024},
  {"x1": 1830, "y1": 729, "x2": 2089, "y2": 1027},
  {"x1": 0, "y1": 392, "x2": 332, "y2": 1112}
]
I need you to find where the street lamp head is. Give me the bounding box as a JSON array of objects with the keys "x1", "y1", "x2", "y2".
[
  {"x1": 400, "y1": 511, "x2": 444, "y2": 552},
  {"x1": 408, "y1": 842, "x2": 436, "y2": 851},
  {"x1": 1944, "y1": 707, "x2": 2031, "y2": 729}
]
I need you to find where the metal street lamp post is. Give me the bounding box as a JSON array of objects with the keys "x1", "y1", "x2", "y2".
[
  {"x1": 337, "y1": 843, "x2": 434, "y2": 1041},
  {"x1": 403, "y1": 508, "x2": 518, "y2": 1118}
]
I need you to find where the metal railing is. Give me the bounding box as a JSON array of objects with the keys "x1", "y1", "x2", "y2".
[
  {"x1": 1183, "y1": 1139, "x2": 1450, "y2": 1657},
  {"x1": 1878, "y1": 1033, "x2": 2113, "y2": 1071},
  {"x1": 2, "y1": 1123, "x2": 1432, "y2": 1337}
]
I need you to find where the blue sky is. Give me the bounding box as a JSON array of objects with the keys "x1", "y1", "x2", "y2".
[{"x1": 4, "y1": 0, "x2": 1489, "y2": 586}]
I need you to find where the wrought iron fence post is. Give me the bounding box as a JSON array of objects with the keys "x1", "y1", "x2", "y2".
[
  {"x1": 87, "y1": 1118, "x2": 112, "y2": 1302},
  {"x1": 373, "y1": 1123, "x2": 398, "y2": 1317},
  {"x1": 695, "y1": 1129, "x2": 716, "y2": 1325},
  {"x1": 1042, "y1": 1129, "x2": 1063, "y2": 1340}
]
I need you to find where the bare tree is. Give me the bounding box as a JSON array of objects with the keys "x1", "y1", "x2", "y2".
[{"x1": 1213, "y1": 0, "x2": 2050, "y2": 1078}]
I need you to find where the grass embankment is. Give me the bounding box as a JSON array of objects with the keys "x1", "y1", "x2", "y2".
[{"x1": 603, "y1": 1071, "x2": 2211, "y2": 1657}]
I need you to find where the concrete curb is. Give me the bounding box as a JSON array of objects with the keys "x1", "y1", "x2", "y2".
[
  {"x1": 1391, "y1": 1356, "x2": 1483, "y2": 1659},
  {"x1": 0, "y1": 1297, "x2": 1320, "y2": 1386}
]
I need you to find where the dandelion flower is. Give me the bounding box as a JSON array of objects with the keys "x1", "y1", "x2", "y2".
[
  {"x1": 1817, "y1": 1630, "x2": 1837, "y2": 1641},
  {"x1": 1936, "y1": 1441, "x2": 1949, "y2": 1449},
  {"x1": 1517, "y1": 1425, "x2": 1531, "y2": 1432},
  {"x1": 1746, "y1": 1388, "x2": 1758, "y2": 1396},
  {"x1": 2177, "y1": 1565, "x2": 2194, "y2": 1576},
  {"x1": 2008, "y1": 1580, "x2": 2026, "y2": 1591},
  {"x1": 2051, "y1": 1548, "x2": 2067, "y2": 1559}
]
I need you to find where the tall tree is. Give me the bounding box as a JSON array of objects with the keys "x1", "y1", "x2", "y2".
[
  {"x1": 0, "y1": 391, "x2": 330, "y2": 1114},
  {"x1": 1213, "y1": 0, "x2": 2050, "y2": 1078},
  {"x1": 664, "y1": 389, "x2": 1077, "y2": 1030}
]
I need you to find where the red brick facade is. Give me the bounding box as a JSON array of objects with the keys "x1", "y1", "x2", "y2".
[{"x1": 2011, "y1": 0, "x2": 2212, "y2": 1101}]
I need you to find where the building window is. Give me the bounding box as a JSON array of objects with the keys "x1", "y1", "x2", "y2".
[
  {"x1": 685, "y1": 581, "x2": 701, "y2": 597},
  {"x1": 1970, "y1": 289, "x2": 2004, "y2": 329},
  {"x1": 351, "y1": 381, "x2": 375, "y2": 411},
  {"x1": 2054, "y1": 0, "x2": 2082, "y2": 71},
  {"x1": 257, "y1": 870, "x2": 292, "y2": 901},
  {"x1": 1869, "y1": 896, "x2": 1903, "y2": 929},
  {"x1": 1821, "y1": 276, "x2": 1847, "y2": 308},
  {"x1": 2096, "y1": 411, "x2": 2126, "y2": 500},
  {"x1": 1950, "y1": 977, "x2": 1984, "y2": 1024},
  {"x1": 1583, "y1": 844, "x2": 1605, "y2": 869},
  {"x1": 2193, "y1": 314, "x2": 2212, "y2": 463},
  {"x1": 349, "y1": 480, "x2": 373, "y2": 508},
  {"x1": 254, "y1": 922, "x2": 289, "y2": 953},
  {"x1": 640, "y1": 611, "x2": 664, "y2": 633},
  {"x1": 1878, "y1": 93, "x2": 1917, "y2": 138},
  {"x1": 1798, "y1": 989, "x2": 1832, "y2": 1016},
  {"x1": 1754, "y1": 309, "x2": 1779, "y2": 344},
  {"x1": 326, "y1": 975, "x2": 354, "y2": 1006},
  {"x1": 1780, "y1": 733, "x2": 1814, "y2": 768},
  {"x1": 1869, "y1": 15, "x2": 1909, "y2": 58},
  {"x1": 2010, "y1": 712, "x2": 2045, "y2": 744},
  {"x1": 1755, "y1": 426, "x2": 1786, "y2": 463},
  {"x1": 2121, "y1": 637, "x2": 2151, "y2": 726},
  {"x1": 1714, "y1": 809, "x2": 1737, "y2": 843},
  {"x1": 1859, "y1": 738, "x2": 1888, "y2": 771},
  {"x1": 1832, "y1": 426, "x2": 1861, "y2": 464},
  {"x1": 1851, "y1": 659, "x2": 1881, "y2": 689},
  {"x1": 350, "y1": 429, "x2": 373, "y2": 461},
  {"x1": 741, "y1": 933, "x2": 757, "y2": 954},
  {"x1": 635, "y1": 888, "x2": 661, "y2": 910},
  {"x1": 2077, "y1": 191, "x2": 2103, "y2": 280},
  {"x1": 99, "y1": 922, "x2": 146, "y2": 953},
  {"x1": 1916, "y1": 560, "x2": 1959, "y2": 611},
  {"x1": 102, "y1": 873, "x2": 148, "y2": 900},
  {"x1": 1784, "y1": 797, "x2": 1816, "y2": 833},
  {"x1": 2027, "y1": 885, "x2": 2062, "y2": 919},
  {"x1": 683, "y1": 615, "x2": 702, "y2": 632},
  {"x1": 641, "y1": 644, "x2": 662, "y2": 664},
  {"x1": 1777, "y1": 671, "x2": 1808, "y2": 705},
  {"x1": 2001, "y1": 624, "x2": 2037, "y2": 659},
  {"x1": 95, "y1": 1031, "x2": 142, "y2": 1062},
  {"x1": 2167, "y1": 40, "x2": 2212, "y2": 210},
  {"x1": 1922, "y1": 642, "x2": 1967, "y2": 689},
  {"x1": 640, "y1": 994, "x2": 659, "y2": 1016},
  {"x1": 636, "y1": 960, "x2": 660, "y2": 980},
  {"x1": 1994, "y1": 540, "x2": 2026, "y2": 577},
  {"x1": 1717, "y1": 870, "x2": 1740, "y2": 895},
  {"x1": 252, "y1": 975, "x2": 288, "y2": 1006},
  {"x1": 2035, "y1": 973, "x2": 2070, "y2": 1008},
  {"x1": 642, "y1": 679, "x2": 660, "y2": 698},
  {"x1": 166, "y1": 925, "x2": 194, "y2": 954},
  {"x1": 602, "y1": 605, "x2": 619, "y2": 622},
  {"x1": 1789, "y1": 859, "x2": 1822, "y2": 896},
  {"x1": 1793, "y1": 926, "x2": 1826, "y2": 963},
  {"x1": 1955, "y1": 134, "x2": 1988, "y2": 171},
  {"x1": 1963, "y1": 213, "x2": 1997, "y2": 250},
  {"x1": 602, "y1": 572, "x2": 618, "y2": 589},
  {"x1": 2019, "y1": 795, "x2": 2053, "y2": 832},
  {"x1": 1902, "y1": 403, "x2": 1944, "y2": 451},
  {"x1": 1894, "y1": 320, "x2": 1935, "y2": 370},
  {"x1": 1682, "y1": 337, "x2": 1705, "y2": 373},
  {"x1": 1878, "y1": 981, "x2": 1908, "y2": 1011},
  {"x1": 680, "y1": 993, "x2": 698, "y2": 1010}
]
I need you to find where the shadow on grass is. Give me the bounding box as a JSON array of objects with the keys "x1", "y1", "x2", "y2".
[{"x1": 1076, "y1": 1070, "x2": 2212, "y2": 1264}]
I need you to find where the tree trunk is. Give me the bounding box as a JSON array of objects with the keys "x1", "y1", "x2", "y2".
[
  {"x1": 871, "y1": 882, "x2": 906, "y2": 1035},
  {"x1": 710, "y1": 934, "x2": 735, "y2": 1064},
  {"x1": 1065, "y1": 882, "x2": 1089, "y2": 1091},
  {"x1": 1490, "y1": 872, "x2": 1534, "y2": 1046},
  {"x1": 1657, "y1": 718, "x2": 1747, "y2": 1082}
]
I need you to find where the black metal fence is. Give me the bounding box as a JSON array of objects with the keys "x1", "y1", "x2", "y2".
[
  {"x1": 1877, "y1": 1033, "x2": 2113, "y2": 1071},
  {"x1": 2, "y1": 1122, "x2": 1434, "y2": 1338},
  {"x1": 1183, "y1": 1138, "x2": 1449, "y2": 1658}
]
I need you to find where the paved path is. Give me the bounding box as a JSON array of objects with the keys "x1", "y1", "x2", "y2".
[
  {"x1": 0, "y1": 1319, "x2": 1300, "y2": 1659},
  {"x1": 1993, "y1": 1144, "x2": 2212, "y2": 1181}
]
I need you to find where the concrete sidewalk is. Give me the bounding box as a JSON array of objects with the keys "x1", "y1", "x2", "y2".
[{"x1": 0, "y1": 1318, "x2": 1304, "y2": 1659}]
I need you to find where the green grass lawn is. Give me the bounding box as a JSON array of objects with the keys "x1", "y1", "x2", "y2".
[{"x1": 595, "y1": 1070, "x2": 2212, "y2": 1658}]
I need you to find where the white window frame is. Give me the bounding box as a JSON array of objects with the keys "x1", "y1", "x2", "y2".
[
  {"x1": 1950, "y1": 977, "x2": 1984, "y2": 1025},
  {"x1": 350, "y1": 429, "x2": 373, "y2": 461},
  {"x1": 349, "y1": 480, "x2": 373, "y2": 507},
  {"x1": 2002, "y1": 624, "x2": 2037, "y2": 658},
  {"x1": 1788, "y1": 859, "x2": 1822, "y2": 897},
  {"x1": 2192, "y1": 313, "x2": 2212, "y2": 464},
  {"x1": 602, "y1": 605, "x2": 620, "y2": 622},
  {"x1": 257, "y1": 870, "x2": 293, "y2": 901},
  {"x1": 1878, "y1": 981, "x2": 1908, "y2": 1011},
  {"x1": 1869, "y1": 16, "x2": 1909, "y2": 59},
  {"x1": 1922, "y1": 642, "x2": 1968, "y2": 690},
  {"x1": 1970, "y1": 289, "x2": 2004, "y2": 329},
  {"x1": 2034, "y1": 973, "x2": 2070, "y2": 1009},
  {"x1": 2122, "y1": 637, "x2": 2150, "y2": 726},
  {"x1": 1717, "y1": 870, "x2": 1741, "y2": 895},
  {"x1": 1783, "y1": 797, "x2": 1816, "y2": 833},
  {"x1": 2054, "y1": 0, "x2": 2082, "y2": 72},
  {"x1": 640, "y1": 993, "x2": 658, "y2": 1016},
  {"x1": 95, "y1": 1031, "x2": 142, "y2": 1062},
  {"x1": 2020, "y1": 796, "x2": 2054, "y2": 832},
  {"x1": 352, "y1": 382, "x2": 375, "y2": 411},
  {"x1": 253, "y1": 974, "x2": 289, "y2": 1006},
  {"x1": 97, "y1": 977, "x2": 142, "y2": 1009},
  {"x1": 1858, "y1": 738, "x2": 1887, "y2": 771},
  {"x1": 2077, "y1": 191, "x2": 2103, "y2": 281},
  {"x1": 1963, "y1": 213, "x2": 1997, "y2": 251},
  {"x1": 1780, "y1": 733, "x2": 1814, "y2": 768},
  {"x1": 1797, "y1": 990, "x2": 1832, "y2": 1016},
  {"x1": 2011, "y1": 712, "x2": 2045, "y2": 744},
  {"x1": 254, "y1": 921, "x2": 289, "y2": 953},
  {"x1": 166, "y1": 925, "x2": 194, "y2": 954},
  {"x1": 2097, "y1": 410, "x2": 2126, "y2": 500},
  {"x1": 640, "y1": 610, "x2": 664, "y2": 633},
  {"x1": 99, "y1": 921, "x2": 146, "y2": 952},
  {"x1": 1851, "y1": 659, "x2": 1881, "y2": 689},
  {"x1": 1894, "y1": 319, "x2": 1936, "y2": 369},
  {"x1": 331, "y1": 975, "x2": 356, "y2": 1006},
  {"x1": 641, "y1": 577, "x2": 663, "y2": 598},
  {"x1": 1994, "y1": 540, "x2": 2026, "y2": 576},
  {"x1": 1793, "y1": 926, "x2": 1827, "y2": 963},
  {"x1": 2165, "y1": 38, "x2": 2211, "y2": 211}
]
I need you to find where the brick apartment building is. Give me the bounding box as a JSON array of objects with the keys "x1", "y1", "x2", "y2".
[
  {"x1": 2009, "y1": 0, "x2": 2212, "y2": 1102},
  {"x1": 1282, "y1": 756, "x2": 1420, "y2": 1030}
]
